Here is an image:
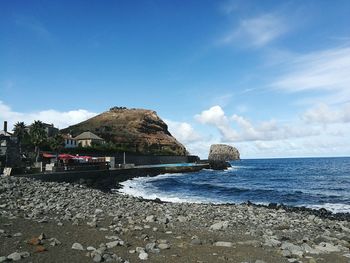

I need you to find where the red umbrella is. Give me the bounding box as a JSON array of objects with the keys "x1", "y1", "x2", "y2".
[{"x1": 58, "y1": 154, "x2": 75, "y2": 160}]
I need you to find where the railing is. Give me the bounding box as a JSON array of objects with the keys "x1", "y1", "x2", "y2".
[{"x1": 52, "y1": 162, "x2": 108, "y2": 172}]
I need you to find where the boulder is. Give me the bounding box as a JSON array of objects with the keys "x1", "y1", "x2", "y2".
[{"x1": 208, "y1": 144, "x2": 240, "y2": 170}]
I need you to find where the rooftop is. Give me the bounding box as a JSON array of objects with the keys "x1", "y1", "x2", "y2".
[{"x1": 74, "y1": 131, "x2": 104, "y2": 141}]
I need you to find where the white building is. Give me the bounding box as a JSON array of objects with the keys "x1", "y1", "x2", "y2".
[{"x1": 63, "y1": 134, "x2": 77, "y2": 148}]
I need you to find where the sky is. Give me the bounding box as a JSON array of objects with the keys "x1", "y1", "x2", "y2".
[{"x1": 1, "y1": 0, "x2": 350, "y2": 159}]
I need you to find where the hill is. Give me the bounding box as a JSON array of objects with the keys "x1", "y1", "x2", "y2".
[{"x1": 61, "y1": 107, "x2": 187, "y2": 156}]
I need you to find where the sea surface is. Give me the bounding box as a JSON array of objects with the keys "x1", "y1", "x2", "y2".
[{"x1": 119, "y1": 157, "x2": 350, "y2": 214}]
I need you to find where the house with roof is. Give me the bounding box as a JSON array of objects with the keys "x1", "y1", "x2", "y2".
[
  {"x1": 74, "y1": 131, "x2": 105, "y2": 147},
  {"x1": 62, "y1": 134, "x2": 78, "y2": 148}
]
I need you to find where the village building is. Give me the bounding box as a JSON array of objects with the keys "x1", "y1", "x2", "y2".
[
  {"x1": 62, "y1": 134, "x2": 77, "y2": 148},
  {"x1": 0, "y1": 121, "x2": 20, "y2": 168},
  {"x1": 74, "y1": 131, "x2": 105, "y2": 147}
]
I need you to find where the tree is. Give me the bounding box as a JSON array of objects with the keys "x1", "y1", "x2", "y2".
[
  {"x1": 30, "y1": 121, "x2": 47, "y2": 162},
  {"x1": 49, "y1": 133, "x2": 65, "y2": 164},
  {"x1": 13, "y1": 122, "x2": 28, "y2": 154}
]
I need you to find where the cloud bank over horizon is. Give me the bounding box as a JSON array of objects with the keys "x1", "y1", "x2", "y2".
[{"x1": 1, "y1": 100, "x2": 349, "y2": 159}]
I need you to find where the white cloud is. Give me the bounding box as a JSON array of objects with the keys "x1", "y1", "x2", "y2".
[
  {"x1": 302, "y1": 103, "x2": 350, "y2": 124},
  {"x1": 195, "y1": 106, "x2": 239, "y2": 141},
  {"x1": 221, "y1": 14, "x2": 287, "y2": 47},
  {"x1": 196, "y1": 105, "x2": 350, "y2": 143},
  {"x1": 165, "y1": 119, "x2": 202, "y2": 144},
  {"x1": 273, "y1": 46, "x2": 350, "y2": 104},
  {"x1": 0, "y1": 101, "x2": 97, "y2": 131}
]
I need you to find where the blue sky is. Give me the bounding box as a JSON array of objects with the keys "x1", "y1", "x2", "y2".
[{"x1": 1, "y1": 0, "x2": 350, "y2": 158}]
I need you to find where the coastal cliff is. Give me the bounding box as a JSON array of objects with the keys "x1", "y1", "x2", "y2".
[{"x1": 61, "y1": 107, "x2": 187, "y2": 156}]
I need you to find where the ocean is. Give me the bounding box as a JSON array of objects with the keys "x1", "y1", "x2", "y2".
[{"x1": 119, "y1": 157, "x2": 350, "y2": 214}]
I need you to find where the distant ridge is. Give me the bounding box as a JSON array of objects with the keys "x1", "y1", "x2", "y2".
[{"x1": 61, "y1": 107, "x2": 187, "y2": 156}]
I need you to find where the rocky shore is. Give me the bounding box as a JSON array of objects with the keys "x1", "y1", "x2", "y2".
[{"x1": 1, "y1": 176, "x2": 350, "y2": 263}]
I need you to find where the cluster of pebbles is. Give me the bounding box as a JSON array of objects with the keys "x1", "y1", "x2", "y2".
[{"x1": 0, "y1": 176, "x2": 350, "y2": 262}]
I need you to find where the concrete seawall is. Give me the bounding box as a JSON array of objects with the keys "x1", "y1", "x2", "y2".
[{"x1": 14, "y1": 164, "x2": 209, "y2": 192}]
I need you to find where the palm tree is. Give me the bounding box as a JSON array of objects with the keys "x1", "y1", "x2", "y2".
[
  {"x1": 30, "y1": 121, "x2": 47, "y2": 162},
  {"x1": 49, "y1": 133, "x2": 65, "y2": 164},
  {"x1": 13, "y1": 122, "x2": 28, "y2": 154}
]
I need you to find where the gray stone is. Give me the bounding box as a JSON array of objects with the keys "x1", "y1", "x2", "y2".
[
  {"x1": 106, "y1": 241, "x2": 120, "y2": 248},
  {"x1": 136, "y1": 247, "x2": 145, "y2": 253},
  {"x1": 145, "y1": 242, "x2": 159, "y2": 253},
  {"x1": 264, "y1": 238, "x2": 281, "y2": 247},
  {"x1": 7, "y1": 252, "x2": 21, "y2": 261},
  {"x1": 214, "y1": 241, "x2": 233, "y2": 247},
  {"x1": 301, "y1": 243, "x2": 320, "y2": 255},
  {"x1": 93, "y1": 254, "x2": 102, "y2": 262},
  {"x1": 105, "y1": 235, "x2": 119, "y2": 240},
  {"x1": 145, "y1": 215, "x2": 156, "y2": 222},
  {"x1": 139, "y1": 252, "x2": 148, "y2": 260},
  {"x1": 210, "y1": 221, "x2": 229, "y2": 231},
  {"x1": 177, "y1": 216, "x2": 187, "y2": 222},
  {"x1": 158, "y1": 243, "x2": 170, "y2": 250},
  {"x1": 281, "y1": 242, "x2": 304, "y2": 258},
  {"x1": 49, "y1": 238, "x2": 61, "y2": 246},
  {"x1": 94, "y1": 209, "x2": 103, "y2": 214},
  {"x1": 72, "y1": 242, "x2": 84, "y2": 251},
  {"x1": 314, "y1": 242, "x2": 341, "y2": 253},
  {"x1": 0, "y1": 256, "x2": 7, "y2": 263},
  {"x1": 191, "y1": 238, "x2": 202, "y2": 245}
]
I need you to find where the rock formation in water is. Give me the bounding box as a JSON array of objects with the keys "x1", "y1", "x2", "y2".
[
  {"x1": 61, "y1": 107, "x2": 187, "y2": 156},
  {"x1": 208, "y1": 144, "x2": 240, "y2": 170}
]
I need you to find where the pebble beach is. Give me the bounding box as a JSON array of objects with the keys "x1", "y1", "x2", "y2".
[{"x1": 1, "y1": 176, "x2": 350, "y2": 263}]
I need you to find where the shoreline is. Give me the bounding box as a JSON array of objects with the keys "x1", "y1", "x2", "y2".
[
  {"x1": 116, "y1": 172, "x2": 350, "y2": 222},
  {"x1": 1, "y1": 176, "x2": 350, "y2": 262}
]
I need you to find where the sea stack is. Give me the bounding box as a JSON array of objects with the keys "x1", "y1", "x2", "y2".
[{"x1": 208, "y1": 144, "x2": 240, "y2": 170}]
